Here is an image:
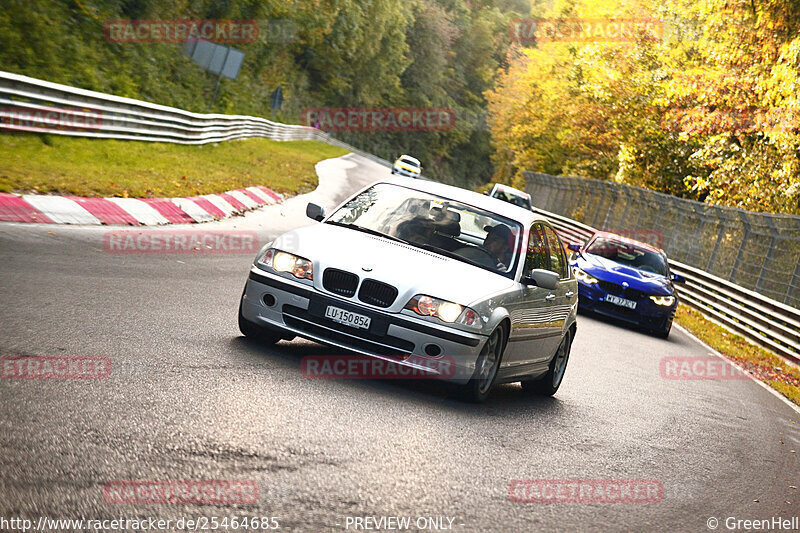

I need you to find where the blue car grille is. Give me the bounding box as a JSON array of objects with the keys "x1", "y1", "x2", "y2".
[{"x1": 598, "y1": 280, "x2": 647, "y2": 301}]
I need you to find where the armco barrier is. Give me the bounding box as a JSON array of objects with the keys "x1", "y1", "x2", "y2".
[
  {"x1": 0, "y1": 70, "x2": 394, "y2": 170},
  {"x1": 528, "y1": 201, "x2": 800, "y2": 364}
]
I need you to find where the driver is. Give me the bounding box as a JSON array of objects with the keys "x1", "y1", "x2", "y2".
[{"x1": 483, "y1": 224, "x2": 513, "y2": 267}]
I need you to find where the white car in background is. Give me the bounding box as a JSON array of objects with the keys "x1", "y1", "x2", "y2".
[
  {"x1": 391, "y1": 155, "x2": 422, "y2": 178},
  {"x1": 488, "y1": 183, "x2": 533, "y2": 210}
]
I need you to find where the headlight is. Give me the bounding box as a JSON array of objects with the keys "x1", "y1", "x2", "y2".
[
  {"x1": 574, "y1": 267, "x2": 598, "y2": 284},
  {"x1": 259, "y1": 248, "x2": 313, "y2": 280},
  {"x1": 405, "y1": 295, "x2": 481, "y2": 328},
  {"x1": 650, "y1": 295, "x2": 675, "y2": 306}
]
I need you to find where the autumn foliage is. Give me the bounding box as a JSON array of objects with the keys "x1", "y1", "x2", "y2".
[{"x1": 487, "y1": 0, "x2": 800, "y2": 214}]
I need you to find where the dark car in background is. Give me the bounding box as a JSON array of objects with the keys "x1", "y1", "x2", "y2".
[{"x1": 569, "y1": 232, "x2": 685, "y2": 338}]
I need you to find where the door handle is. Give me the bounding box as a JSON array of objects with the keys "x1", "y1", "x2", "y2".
[
  {"x1": 545, "y1": 294, "x2": 556, "y2": 301},
  {"x1": 565, "y1": 291, "x2": 575, "y2": 298}
]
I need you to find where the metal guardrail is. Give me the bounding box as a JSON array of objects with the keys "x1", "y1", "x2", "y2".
[
  {"x1": 530, "y1": 205, "x2": 800, "y2": 364},
  {"x1": 0, "y1": 70, "x2": 393, "y2": 169},
  {"x1": 525, "y1": 172, "x2": 800, "y2": 308}
]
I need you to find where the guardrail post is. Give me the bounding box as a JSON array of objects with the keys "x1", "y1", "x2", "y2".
[
  {"x1": 706, "y1": 221, "x2": 728, "y2": 272},
  {"x1": 590, "y1": 183, "x2": 607, "y2": 228},
  {"x1": 755, "y1": 218, "x2": 779, "y2": 293},
  {"x1": 729, "y1": 212, "x2": 751, "y2": 283},
  {"x1": 618, "y1": 188, "x2": 633, "y2": 228}
]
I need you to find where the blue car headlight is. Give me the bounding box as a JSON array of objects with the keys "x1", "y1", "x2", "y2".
[
  {"x1": 574, "y1": 267, "x2": 599, "y2": 284},
  {"x1": 650, "y1": 295, "x2": 675, "y2": 306}
]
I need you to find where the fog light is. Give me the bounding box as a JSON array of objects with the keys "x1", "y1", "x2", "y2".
[
  {"x1": 263, "y1": 293, "x2": 277, "y2": 307},
  {"x1": 424, "y1": 344, "x2": 442, "y2": 357}
]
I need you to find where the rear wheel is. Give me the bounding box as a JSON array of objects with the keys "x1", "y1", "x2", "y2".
[
  {"x1": 522, "y1": 330, "x2": 572, "y2": 396},
  {"x1": 458, "y1": 325, "x2": 507, "y2": 403},
  {"x1": 238, "y1": 299, "x2": 281, "y2": 345}
]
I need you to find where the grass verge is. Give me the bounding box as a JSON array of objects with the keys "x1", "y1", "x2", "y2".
[
  {"x1": 0, "y1": 134, "x2": 348, "y2": 198},
  {"x1": 675, "y1": 304, "x2": 800, "y2": 407}
]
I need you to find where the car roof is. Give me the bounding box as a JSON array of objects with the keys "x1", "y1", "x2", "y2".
[
  {"x1": 381, "y1": 176, "x2": 539, "y2": 226},
  {"x1": 590, "y1": 231, "x2": 663, "y2": 254},
  {"x1": 398, "y1": 155, "x2": 420, "y2": 165}
]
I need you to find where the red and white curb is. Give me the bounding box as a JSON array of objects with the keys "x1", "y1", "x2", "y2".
[{"x1": 0, "y1": 186, "x2": 283, "y2": 225}]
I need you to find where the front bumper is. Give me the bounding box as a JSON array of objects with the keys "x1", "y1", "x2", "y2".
[
  {"x1": 576, "y1": 281, "x2": 676, "y2": 330},
  {"x1": 241, "y1": 268, "x2": 486, "y2": 384}
]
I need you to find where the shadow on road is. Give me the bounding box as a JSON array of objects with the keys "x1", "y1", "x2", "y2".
[{"x1": 231, "y1": 335, "x2": 568, "y2": 415}]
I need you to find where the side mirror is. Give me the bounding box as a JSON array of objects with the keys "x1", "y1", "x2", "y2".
[
  {"x1": 306, "y1": 202, "x2": 325, "y2": 222},
  {"x1": 568, "y1": 243, "x2": 581, "y2": 253},
  {"x1": 671, "y1": 273, "x2": 686, "y2": 284},
  {"x1": 521, "y1": 269, "x2": 560, "y2": 290}
]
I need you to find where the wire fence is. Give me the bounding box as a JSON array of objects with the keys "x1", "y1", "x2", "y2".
[{"x1": 524, "y1": 172, "x2": 800, "y2": 310}]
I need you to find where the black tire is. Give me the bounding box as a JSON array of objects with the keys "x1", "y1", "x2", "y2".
[
  {"x1": 458, "y1": 325, "x2": 507, "y2": 403},
  {"x1": 238, "y1": 299, "x2": 281, "y2": 345},
  {"x1": 522, "y1": 329, "x2": 572, "y2": 396},
  {"x1": 655, "y1": 317, "x2": 673, "y2": 339}
]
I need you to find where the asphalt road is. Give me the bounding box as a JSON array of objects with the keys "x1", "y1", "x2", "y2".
[{"x1": 1, "y1": 153, "x2": 798, "y2": 532}]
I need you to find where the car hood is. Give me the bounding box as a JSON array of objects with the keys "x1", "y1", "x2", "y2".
[
  {"x1": 573, "y1": 253, "x2": 673, "y2": 295},
  {"x1": 272, "y1": 223, "x2": 516, "y2": 310}
]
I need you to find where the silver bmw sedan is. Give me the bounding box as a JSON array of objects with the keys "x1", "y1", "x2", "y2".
[{"x1": 239, "y1": 177, "x2": 577, "y2": 402}]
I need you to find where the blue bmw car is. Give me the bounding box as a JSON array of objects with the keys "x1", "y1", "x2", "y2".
[{"x1": 568, "y1": 232, "x2": 685, "y2": 338}]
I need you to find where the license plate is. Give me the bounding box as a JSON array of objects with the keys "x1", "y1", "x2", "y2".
[
  {"x1": 324, "y1": 305, "x2": 371, "y2": 329},
  {"x1": 605, "y1": 294, "x2": 637, "y2": 309}
]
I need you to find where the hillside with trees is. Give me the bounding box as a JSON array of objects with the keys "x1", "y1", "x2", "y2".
[{"x1": 0, "y1": 0, "x2": 528, "y2": 189}]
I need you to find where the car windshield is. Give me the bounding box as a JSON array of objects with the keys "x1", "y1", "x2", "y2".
[
  {"x1": 492, "y1": 189, "x2": 529, "y2": 208},
  {"x1": 400, "y1": 158, "x2": 418, "y2": 167},
  {"x1": 586, "y1": 237, "x2": 668, "y2": 276},
  {"x1": 327, "y1": 183, "x2": 522, "y2": 277}
]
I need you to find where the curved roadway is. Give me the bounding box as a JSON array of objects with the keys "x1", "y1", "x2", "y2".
[{"x1": 0, "y1": 153, "x2": 798, "y2": 532}]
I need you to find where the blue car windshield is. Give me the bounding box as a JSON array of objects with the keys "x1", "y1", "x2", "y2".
[{"x1": 586, "y1": 237, "x2": 668, "y2": 276}]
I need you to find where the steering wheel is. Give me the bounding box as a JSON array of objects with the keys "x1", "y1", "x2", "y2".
[{"x1": 454, "y1": 246, "x2": 503, "y2": 269}]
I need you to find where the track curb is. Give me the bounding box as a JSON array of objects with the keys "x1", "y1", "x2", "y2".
[{"x1": 0, "y1": 186, "x2": 284, "y2": 225}]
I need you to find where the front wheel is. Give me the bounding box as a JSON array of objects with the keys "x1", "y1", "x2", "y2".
[
  {"x1": 458, "y1": 325, "x2": 507, "y2": 403},
  {"x1": 238, "y1": 300, "x2": 282, "y2": 345},
  {"x1": 522, "y1": 329, "x2": 572, "y2": 396},
  {"x1": 655, "y1": 316, "x2": 673, "y2": 339}
]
